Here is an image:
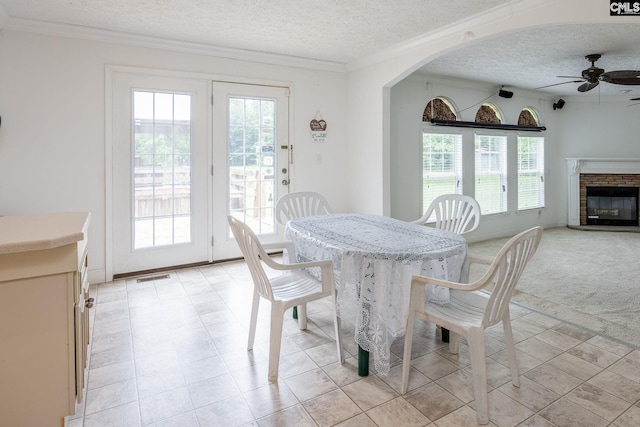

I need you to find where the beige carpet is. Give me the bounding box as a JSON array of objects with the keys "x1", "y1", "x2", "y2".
[{"x1": 469, "y1": 226, "x2": 640, "y2": 348}]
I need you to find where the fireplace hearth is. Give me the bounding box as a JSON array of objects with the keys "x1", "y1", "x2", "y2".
[{"x1": 586, "y1": 186, "x2": 639, "y2": 226}]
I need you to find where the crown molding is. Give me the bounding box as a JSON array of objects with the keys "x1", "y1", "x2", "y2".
[
  {"x1": 1, "y1": 16, "x2": 347, "y2": 73},
  {"x1": 347, "y1": 0, "x2": 558, "y2": 73}
]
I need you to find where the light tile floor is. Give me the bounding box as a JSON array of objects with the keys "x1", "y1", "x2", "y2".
[{"x1": 68, "y1": 261, "x2": 640, "y2": 427}]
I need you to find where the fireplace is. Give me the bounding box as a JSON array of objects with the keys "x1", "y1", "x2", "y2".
[
  {"x1": 586, "y1": 186, "x2": 639, "y2": 226},
  {"x1": 566, "y1": 159, "x2": 640, "y2": 228}
]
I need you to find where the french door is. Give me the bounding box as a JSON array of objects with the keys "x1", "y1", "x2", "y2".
[
  {"x1": 112, "y1": 73, "x2": 211, "y2": 275},
  {"x1": 211, "y1": 82, "x2": 290, "y2": 259},
  {"x1": 110, "y1": 71, "x2": 290, "y2": 275}
]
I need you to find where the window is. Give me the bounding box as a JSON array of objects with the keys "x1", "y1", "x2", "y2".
[
  {"x1": 517, "y1": 136, "x2": 545, "y2": 210},
  {"x1": 133, "y1": 90, "x2": 193, "y2": 249},
  {"x1": 475, "y1": 134, "x2": 507, "y2": 214},
  {"x1": 421, "y1": 131, "x2": 463, "y2": 212},
  {"x1": 475, "y1": 103, "x2": 501, "y2": 124},
  {"x1": 518, "y1": 108, "x2": 540, "y2": 127},
  {"x1": 227, "y1": 96, "x2": 277, "y2": 235},
  {"x1": 423, "y1": 97, "x2": 457, "y2": 122}
]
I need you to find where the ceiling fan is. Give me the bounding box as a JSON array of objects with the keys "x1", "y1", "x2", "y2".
[{"x1": 538, "y1": 53, "x2": 640, "y2": 92}]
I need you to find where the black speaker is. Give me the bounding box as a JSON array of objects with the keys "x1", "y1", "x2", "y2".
[
  {"x1": 553, "y1": 99, "x2": 565, "y2": 110},
  {"x1": 498, "y1": 89, "x2": 514, "y2": 98}
]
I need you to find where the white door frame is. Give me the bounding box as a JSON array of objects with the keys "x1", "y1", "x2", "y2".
[
  {"x1": 105, "y1": 65, "x2": 294, "y2": 281},
  {"x1": 211, "y1": 81, "x2": 291, "y2": 259},
  {"x1": 110, "y1": 72, "x2": 211, "y2": 276}
]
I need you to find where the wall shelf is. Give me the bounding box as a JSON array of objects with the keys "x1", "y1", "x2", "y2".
[{"x1": 430, "y1": 119, "x2": 546, "y2": 132}]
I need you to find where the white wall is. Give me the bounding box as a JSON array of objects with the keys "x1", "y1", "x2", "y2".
[
  {"x1": 0, "y1": 30, "x2": 349, "y2": 283},
  {"x1": 346, "y1": 0, "x2": 636, "y2": 238},
  {"x1": 553, "y1": 96, "x2": 640, "y2": 224},
  {"x1": 3, "y1": 0, "x2": 640, "y2": 281},
  {"x1": 389, "y1": 76, "x2": 562, "y2": 242},
  {"x1": 554, "y1": 98, "x2": 640, "y2": 159}
]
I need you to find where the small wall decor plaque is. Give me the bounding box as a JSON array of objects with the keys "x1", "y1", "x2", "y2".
[{"x1": 310, "y1": 111, "x2": 327, "y2": 143}]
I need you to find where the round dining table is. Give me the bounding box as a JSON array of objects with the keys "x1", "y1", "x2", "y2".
[{"x1": 285, "y1": 213, "x2": 468, "y2": 376}]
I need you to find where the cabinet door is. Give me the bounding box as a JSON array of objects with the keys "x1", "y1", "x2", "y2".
[
  {"x1": 74, "y1": 257, "x2": 91, "y2": 405},
  {"x1": 0, "y1": 272, "x2": 77, "y2": 424},
  {"x1": 74, "y1": 298, "x2": 86, "y2": 404}
]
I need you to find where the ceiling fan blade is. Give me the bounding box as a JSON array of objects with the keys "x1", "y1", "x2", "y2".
[
  {"x1": 631, "y1": 97, "x2": 640, "y2": 101},
  {"x1": 578, "y1": 81, "x2": 599, "y2": 92},
  {"x1": 601, "y1": 70, "x2": 640, "y2": 85},
  {"x1": 535, "y1": 80, "x2": 583, "y2": 89},
  {"x1": 557, "y1": 75, "x2": 583, "y2": 79}
]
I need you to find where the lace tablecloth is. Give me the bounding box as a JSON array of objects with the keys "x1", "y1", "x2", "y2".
[{"x1": 285, "y1": 213, "x2": 467, "y2": 375}]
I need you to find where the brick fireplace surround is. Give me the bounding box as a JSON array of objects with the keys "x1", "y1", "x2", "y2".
[
  {"x1": 566, "y1": 158, "x2": 640, "y2": 227},
  {"x1": 579, "y1": 174, "x2": 640, "y2": 225}
]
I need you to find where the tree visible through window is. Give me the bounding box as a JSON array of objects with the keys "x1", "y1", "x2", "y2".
[
  {"x1": 227, "y1": 96, "x2": 277, "y2": 235},
  {"x1": 421, "y1": 132, "x2": 463, "y2": 213},
  {"x1": 518, "y1": 136, "x2": 545, "y2": 210},
  {"x1": 133, "y1": 90, "x2": 193, "y2": 249},
  {"x1": 475, "y1": 134, "x2": 507, "y2": 214}
]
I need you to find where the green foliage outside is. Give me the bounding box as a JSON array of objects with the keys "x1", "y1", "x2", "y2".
[
  {"x1": 422, "y1": 174, "x2": 542, "y2": 213},
  {"x1": 135, "y1": 125, "x2": 191, "y2": 167},
  {"x1": 422, "y1": 133, "x2": 544, "y2": 214},
  {"x1": 228, "y1": 98, "x2": 275, "y2": 168}
]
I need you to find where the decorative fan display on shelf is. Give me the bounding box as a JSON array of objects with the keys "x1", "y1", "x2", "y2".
[{"x1": 537, "y1": 53, "x2": 640, "y2": 93}]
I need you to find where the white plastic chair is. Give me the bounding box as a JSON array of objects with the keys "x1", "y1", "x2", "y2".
[
  {"x1": 401, "y1": 226, "x2": 543, "y2": 425},
  {"x1": 412, "y1": 194, "x2": 481, "y2": 235},
  {"x1": 274, "y1": 191, "x2": 334, "y2": 317},
  {"x1": 228, "y1": 216, "x2": 344, "y2": 381},
  {"x1": 275, "y1": 191, "x2": 333, "y2": 226}
]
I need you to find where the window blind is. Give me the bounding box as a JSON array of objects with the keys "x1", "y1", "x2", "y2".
[
  {"x1": 421, "y1": 132, "x2": 463, "y2": 213},
  {"x1": 474, "y1": 133, "x2": 507, "y2": 214},
  {"x1": 517, "y1": 136, "x2": 545, "y2": 210}
]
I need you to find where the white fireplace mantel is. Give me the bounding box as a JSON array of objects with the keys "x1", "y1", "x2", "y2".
[{"x1": 566, "y1": 158, "x2": 640, "y2": 226}]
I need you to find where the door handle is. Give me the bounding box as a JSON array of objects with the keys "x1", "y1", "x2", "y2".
[{"x1": 282, "y1": 179, "x2": 290, "y2": 185}]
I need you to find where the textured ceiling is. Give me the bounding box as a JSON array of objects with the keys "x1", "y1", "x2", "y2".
[
  {"x1": 1, "y1": 0, "x2": 640, "y2": 99},
  {"x1": 418, "y1": 23, "x2": 640, "y2": 99},
  {"x1": 0, "y1": 0, "x2": 509, "y2": 63}
]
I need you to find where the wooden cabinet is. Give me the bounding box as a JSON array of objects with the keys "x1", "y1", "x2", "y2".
[{"x1": 0, "y1": 212, "x2": 91, "y2": 427}]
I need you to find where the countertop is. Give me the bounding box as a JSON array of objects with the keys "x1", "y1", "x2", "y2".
[{"x1": 0, "y1": 212, "x2": 91, "y2": 255}]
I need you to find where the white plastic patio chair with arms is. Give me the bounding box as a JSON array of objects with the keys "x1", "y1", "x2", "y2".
[
  {"x1": 228, "y1": 216, "x2": 344, "y2": 381},
  {"x1": 401, "y1": 226, "x2": 543, "y2": 425},
  {"x1": 275, "y1": 191, "x2": 333, "y2": 226},
  {"x1": 412, "y1": 194, "x2": 481, "y2": 235},
  {"x1": 274, "y1": 191, "x2": 333, "y2": 320}
]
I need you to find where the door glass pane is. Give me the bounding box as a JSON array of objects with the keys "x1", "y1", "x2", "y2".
[
  {"x1": 228, "y1": 96, "x2": 276, "y2": 235},
  {"x1": 133, "y1": 90, "x2": 192, "y2": 249}
]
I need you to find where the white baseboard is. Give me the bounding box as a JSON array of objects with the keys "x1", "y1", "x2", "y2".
[{"x1": 89, "y1": 269, "x2": 107, "y2": 286}]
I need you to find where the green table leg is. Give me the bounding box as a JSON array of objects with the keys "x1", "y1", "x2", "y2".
[
  {"x1": 293, "y1": 306, "x2": 298, "y2": 319},
  {"x1": 358, "y1": 345, "x2": 369, "y2": 376}
]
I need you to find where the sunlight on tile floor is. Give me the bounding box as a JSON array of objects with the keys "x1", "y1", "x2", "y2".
[{"x1": 68, "y1": 261, "x2": 640, "y2": 427}]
